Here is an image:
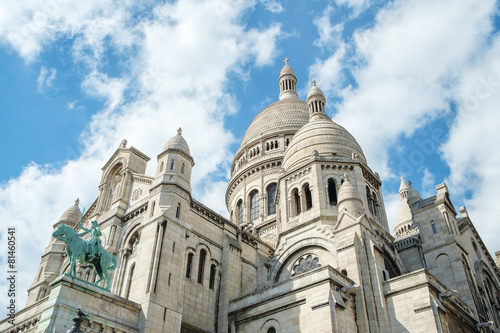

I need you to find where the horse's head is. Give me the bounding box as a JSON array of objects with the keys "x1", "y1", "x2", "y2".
[{"x1": 52, "y1": 223, "x2": 68, "y2": 238}]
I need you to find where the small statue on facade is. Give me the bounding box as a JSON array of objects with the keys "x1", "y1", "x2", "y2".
[{"x1": 78, "y1": 220, "x2": 102, "y2": 260}]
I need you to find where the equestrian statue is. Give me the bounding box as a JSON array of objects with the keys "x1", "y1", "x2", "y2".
[{"x1": 52, "y1": 214, "x2": 117, "y2": 290}]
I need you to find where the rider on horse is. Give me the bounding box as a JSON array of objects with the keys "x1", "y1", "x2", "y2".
[{"x1": 78, "y1": 220, "x2": 102, "y2": 261}]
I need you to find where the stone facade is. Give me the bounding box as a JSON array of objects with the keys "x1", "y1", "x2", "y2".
[{"x1": 1, "y1": 62, "x2": 500, "y2": 333}]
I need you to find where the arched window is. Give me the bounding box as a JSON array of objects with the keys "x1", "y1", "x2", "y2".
[
  {"x1": 328, "y1": 178, "x2": 337, "y2": 206},
  {"x1": 237, "y1": 200, "x2": 244, "y2": 224},
  {"x1": 303, "y1": 184, "x2": 312, "y2": 210},
  {"x1": 292, "y1": 188, "x2": 301, "y2": 216},
  {"x1": 373, "y1": 192, "x2": 380, "y2": 217},
  {"x1": 186, "y1": 253, "x2": 194, "y2": 279},
  {"x1": 249, "y1": 190, "x2": 260, "y2": 221},
  {"x1": 267, "y1": 183, "x2": 277, "y2": 216},
  {"x1": 198, "y1": 249, "x2": 207, "y2": 284},
  {"x1": 159, "y1": 161, "x2": 164, "y2": 173},
  {"x1": 431, "y1": 221, "x2": 437, "y2": 234},
  {"x1": 181, "y1": 163, "x2": 185, "y2": 174},
  {"x1": 170, "y1": 160, "x2": 175, "y2": 170},
  {"x1": 126, "y1": 263, "x2": 135, "y2": 298},
  {"x1": 176, "y1": 203, "x2": 181, "y2": 218},
  {"x1": 366, "y1": 187, "x2": 374, "y2": 214},
  {"x1": 209, "y1": 264, "x2": 216, "y2": 290},
  {"x1": 267, "y1": 328, "x2": 276, "y2": 333}
]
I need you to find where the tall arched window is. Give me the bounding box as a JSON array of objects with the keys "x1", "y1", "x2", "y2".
[
  {"x1": 303, "y1": 184, "x2": 312, "y2": 210},
  {"x1": 198, "y1": 249, "x2": 207, "y2": 284},
  {"x1": 292, "y1": 188, "x2": 301, "y2": 216},
  {"x1": 170, "y1": 159, "x2": 175, "y2": 170},
  {"x1": 328, "y1": 178, "x2": 337, "y2": 206},
  {"x1": 181, "y1": 163, "x2": 185, "y2": 174},
  {"x1": 186, "y1": 253, "x2": 194, "y2": 279},
  {"x1": 237, "y1": 200, "x2": 244, "y2": 224},
  {"x1": 176, "y1": 203, "x2": 181, "y2": 218},
  {"x1": 267, "y1": 183, "x2": 277, "y2": 216},
  {"x1": 372, "y1": 192, "x2": 380, "y2": 217},
  {"x1": 209, "y1": 264, "x2": 216, "y2": 290},
  {"x1": 126, "y1": 263, "x2": 135, "y2": 299},
  {"x1": 249, "y1": 190, "x2": 260, "y2": 221},
  {"x1": 267, "y1": 328, "x2": 276, "y2": 333},
  {"x1": 366, "y1": 186, "x2": 374, "y2": 214}
]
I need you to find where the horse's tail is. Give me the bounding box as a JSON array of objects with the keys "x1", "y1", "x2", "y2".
[{"x1": 109, "y1": 255, "x2": 117, "y2": 271}]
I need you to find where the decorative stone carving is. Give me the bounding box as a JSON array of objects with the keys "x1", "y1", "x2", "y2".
[
  {"x1": 132, "y1": 188, "x2": 142, "y2": 201},
  {"x1": 292, "y1": 254, "x2": 321, "y2": 276}
]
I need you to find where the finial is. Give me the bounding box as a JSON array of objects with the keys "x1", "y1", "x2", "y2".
[
  {"x1": 400, "y1": 176, "x2": 404, "y2": 180},
  {"x1": 284, "y1": 57, "x2": 289, "y2": 65},
  {"x1": 408, "y1": 180, "x2": 413, "y2": 186},
  {"x1": 177, "y1": 127, "x2": 182, "y2": 135},
  {"x1": 119, "y1": 139, "x2": 127, "y2": 148},
  {"x1": 75, "y1": 198, "x2": 80, "y2": 205},
  {"x1": 312, "y1": 79, "x2": 317, "y2": 86},
  {"x1": 343, "y1": 172, "x2": 349, "y2": 181}
]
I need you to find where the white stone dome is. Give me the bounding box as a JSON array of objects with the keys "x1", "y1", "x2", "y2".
[
  {"x1": 307, "y1": 83, "x2": 324, "y2": 100},
  {"x1": 240, "y1": 99, "x2": 309, "y2": 147},
  {"x1": 283, "y1": 115, "x2": 366, "y2": 171},
  {"x1": 279, "y1": 63, "x2": 296, "y2": 77},
  {"x1": 59, "y1": 199, "x2": 82, "y2": 225},
  {"x1": 163, "y1": 128, "x2": 190, "y2": 155}
]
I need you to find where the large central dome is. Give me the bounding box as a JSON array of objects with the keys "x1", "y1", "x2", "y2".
[{"x1": 240, "y1": 99, "x2": 309, "y2": 147}]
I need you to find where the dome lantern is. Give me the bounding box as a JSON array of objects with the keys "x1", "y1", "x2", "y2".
[
  {"x1": 306, "y1": 79, "x2": 326, "y2": 119},
  {"x1": 279, "y1": 58, "x2": 299, "y2": 101}
]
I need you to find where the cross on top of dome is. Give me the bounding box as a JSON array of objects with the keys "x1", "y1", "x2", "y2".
[{"x1": 284, "y1": 57, "x2": 289, "y2": 65}]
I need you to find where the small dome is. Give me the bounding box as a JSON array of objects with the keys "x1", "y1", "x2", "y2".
[
  {"x1": 338, "y1": 175, "x2": 363, "y2": 216},
  {"x1": 279, "y1": 58, "x2": 296, "y2": 78},
  {"x1": 283, "y1": 116, "x2": 366, "y2": 171},
  {"x1": 280, "y1": 63, "x2": 296, "y2": 78},
  {"x1": 307, "y1": 80, "x2": 325, "y2": 100},
  {"x1": 59, "y1": 199, "x2": 82, "y2": 225},
  {"x1": 163, "y1": 128, "x2": 190, "y2": 155}
]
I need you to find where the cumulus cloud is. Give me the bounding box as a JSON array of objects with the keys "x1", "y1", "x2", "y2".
[
  {"x1": 313, "y1": 5, "x2": 343, "y2": 50},
  {"x1": 0, "y1": 0, "x2": 282, "y2": 311},
  {"x1": 335, "y1": 0, "x2": 372, "y2": 16},
  {"x1": 310, "y1": 0, "x2": 496, "y2": 176},
  {"x1": 440, "y1": 35, "x2": 500, "y2": 249},
  {"x1": 260, "y1": 0, "x2": 284, "y2": 13},
  {"x1": 36, "y1": 66, "x2": 56, "y2": 92}
]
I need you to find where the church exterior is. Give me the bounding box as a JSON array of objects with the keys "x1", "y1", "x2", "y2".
[{"x1": 2, "y1": 62, "x2": 500, "y2": 333}]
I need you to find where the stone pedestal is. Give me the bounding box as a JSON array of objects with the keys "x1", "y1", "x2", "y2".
[{"x1": 36, "y1": 274, "x2": 141, "y2": 333}]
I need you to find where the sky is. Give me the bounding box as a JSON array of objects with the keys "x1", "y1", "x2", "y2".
[{"x1": 1, "y1": 0, "x2": 499, "y2": 313}]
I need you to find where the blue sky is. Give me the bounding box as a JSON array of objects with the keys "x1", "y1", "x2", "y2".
[{"x1": 1, "y1": 0, "x2": 499, "y2": 311}]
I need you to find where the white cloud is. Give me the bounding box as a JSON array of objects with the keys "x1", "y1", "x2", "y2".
[
  {"x1": 419, "y1": 167, "x2": 435, "y2": 198},
  {"x1": 335, "y1": 0, "x2": 371, "y2": 16},
  {"x1": 260, "y1": 0, "x2": 284, "y2": 13},
  {"x1": 440, "y1": 35, "x2": 500, "y2": 251},
  {"x1": 36, "y1": 66, "x2": 56, "y2": 92},
  {"x1": 311, "y1": 0, "x2": 496, "y2": 178},
  {"x1": 313, "y1": 5, "x2": 343, "y2": 50},
  {"x1": 0, "y1": 0, "x2": 282, "y2": 312}
]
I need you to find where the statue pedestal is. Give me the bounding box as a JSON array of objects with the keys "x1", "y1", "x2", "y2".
[{"x1": 36, "y1": 274, "x2": 141, "y2": 333}]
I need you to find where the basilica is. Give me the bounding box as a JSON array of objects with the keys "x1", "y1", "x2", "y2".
[{"x1": 2, "y1": 61, "x2": 500, "y2": 333}]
